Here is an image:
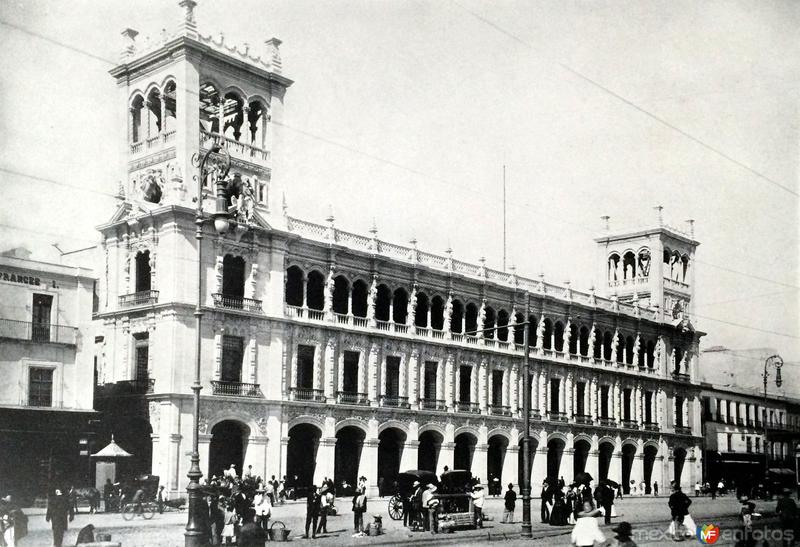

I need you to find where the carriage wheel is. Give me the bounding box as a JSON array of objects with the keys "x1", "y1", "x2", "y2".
[
  {"x1": 121, "y1": 504, "x2": 134, "y2": 521},
  {"x1": 142, "y1": 503, "x2": 156, "y2": 520},
  {"x1": 387, "y1": 495, "x2": 404, "y2": 520}
]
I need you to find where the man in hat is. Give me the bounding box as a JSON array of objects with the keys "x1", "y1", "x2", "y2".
[
  {"x1": 316, "y1": 485, "x2": 329, "y2": 535},
  {"x1": 667, "y1": 483, "x2": 691, "y2": 539},
  {"x1": 611, "y1": 521, "x2": 637, "y2": 546},
  {"x1": 421, "y1": 484, "x2": 440, "y2": 534},
  {"x1": 304, "y1": 485, "x2": 321, "y2": 539},
  {"x1": 46, "y1": 488, "x2": 74, "y2": 547},
  {"x1": 471, "y1": 485, "x2": 486, "y2": 528},
  {"x1": 502, "y1": 483, "x2": 517, "y2": 524},
  {"x1": 412, "y1": 480, "x2": 424, "y2": 530}
]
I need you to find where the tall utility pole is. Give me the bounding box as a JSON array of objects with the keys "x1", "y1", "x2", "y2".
[
  {"x1": 502, "y1": 164, "x2": 507, "y2": 271},
  {"x1": 520, "y1": 293, "x2": 532, "y2": 537},
  {"x1": 762, "y1": 354, "x2": 784, "y2": 480}
]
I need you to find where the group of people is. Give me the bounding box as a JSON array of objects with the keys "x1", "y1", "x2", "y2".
[
  {"x1": 541, "y1": 477, "x2": 619, "y2": 527},
  {"x1": 302, "y1": 477, "x2": 339, "y2": 539},
  {"x1": 0, "y1": 495, "x2": 27, "y2": 547}
]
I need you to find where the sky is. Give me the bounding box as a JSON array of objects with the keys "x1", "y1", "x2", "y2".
[{"x1": 0, "y1": 1, "x2": 798, "y2": 367}]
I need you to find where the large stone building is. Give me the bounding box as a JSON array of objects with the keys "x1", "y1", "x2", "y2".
[
  {"x1": 700, "y1": 347, "x2": 800, "y2": 488},
  {"x1": 0, "y1": 247, "x2": 96, "y2": 503},
  {"x1": 94, "y1": 1, "x2": 705, "y2": 498}
]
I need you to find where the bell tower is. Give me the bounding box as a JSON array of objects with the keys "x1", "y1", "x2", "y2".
[
  {"x1": 595, "y1": 206, "x2": 699, "y2": 324},
  {"x1": 109, "y1": 0, "x2": 292, "y2": 226}
]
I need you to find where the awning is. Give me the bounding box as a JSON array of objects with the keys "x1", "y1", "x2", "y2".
[{"x1": 91, "y1": 435, "x2": 133, "y2": 459}]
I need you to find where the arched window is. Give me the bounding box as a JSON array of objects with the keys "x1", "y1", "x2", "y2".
[
  {"x1": 199, "y1": 82, "x2": 220, "y2": 134},
  {"x1": 375, "y1": 285, "x2": 391, "y2": 321},
  {"x1": 306, "y1": 270, "x2": 325, "y2": 311},
  {"x1": 593, "y1": 331, "x2": 603, "y2": 359},
  {"x1": 484, "y1": 307, "x2": 496, "y2": 339},
  {"x1": 393, "y1": 288, "x2": 409, "y2": 324},
  {"x1": 222, "y1": 92, "x2": 245, "y2": 141},
  {"x1": 451, "y1": 300, "x2": 464, "y2": 333},
  {"x1": 146, "y1": 88, "x2": 162, "y2": 138},
  {"x1": 622, "y1": 251, "x2": 636, "y2": 280},
  {"x1": 608, "y1": 253, "x2": 621, "y2": 282},
  {"x1": 351, "y1": 280, "x2": 368, "y2": 317},
  {"x1": 674, "y1": 347, "x2": 685, "y2": 373},
  {"x1": 646, "y1": 340, "x2": 655, "y2": 368},
  {"x1": 163, "y1": 81, "x2": 177, "y2": 133},
  {"x1": 554, "y1": 321, "x2": 565, "y2": 352},
  {"x1": 415, "y1": 292, "x2": 430, "y2": 328},
  {"x1": 542, "y1": 319, "x2": 553, "y2": 350},
  {"x1": 430, "y1": 296, "x2": 445, "y2": 331},
  {"x1": 681, "y1": 254, "x2": 690, "y2": 282},
  {"x1": 637, "y1": 248, "x2": 651, "y2": 277},
  {"x1": 135, "y1": 251, "x2": 151, "y2": 293},
  {"x1": 603, "y1": 331, "x2": 613, "y2": 361},
  {"x1": 579, "y1": 326, "x2": 590, "y2": 356},
  {"x1": 616, "y1": 334, "x2": 626, "y2": 363},
  {"x1": 527, "y1": 315, "x2": 538, "y2": 347},
  {"x1": 497, "y1": 310, "x2": 509, "y2": 342},
  {"x1": 332, "y1": 276, "x2": 349, "y2": 315},
  {"x1": 465, "y1": 303, "x2": 478, "y2": 335},
  {"x1": 246, "y1": 100, "x2": 268, "y2": 148},
  {"x1": 513, "y1": 313, "x2": 525, "y2": 345},
  {"x1": 625, "y1": 336, "x2": 635, "y2": 364},
  {"x1": 285, "y1": 266, "x2": 303, "y2": 306},
  {"x1": 568, "y1": 324, "x2": 579, "y2": 355},
  {"x1": 130, "y1": 95, "x2": 145, "y2": 143}
]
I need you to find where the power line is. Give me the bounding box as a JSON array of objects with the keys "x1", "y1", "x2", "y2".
[
  {"x1": 451, "y1": 1, "x2": 799, "y2": 199},
  {"x1": 694, "y1": 313, "x2": 800, "y2": 340},
  {"x1": 0, "y1": 166, "x2": 120, "y2": 199},
  {"x1": 696, "y1": 289, "x2": 795, "y2": 308},
  {"x1": 694, "y1": 259, "x2": 800, "y2": 290},
  {"x1": 0, "y1": 19, "x2": 116, "y2": 66}
]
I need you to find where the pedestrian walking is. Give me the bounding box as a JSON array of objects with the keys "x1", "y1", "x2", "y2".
[
  {"x1": 594, "y1": 482, "x2": 614, "y2": 525},
  {"x1": 45, "y1": 488, "x2": 74, "y2": 547},
  {"x1": 694, "y1": 481, "x2": 701, "y2": 497},
  {"x1": 570, "y1": 501, "x2": 604, "y2": 546},
  {"x1": 471, "y1": 485, "x2": 485, "y2": 528},
  {"x1": 502, "y1": 483, "x2": 516, "y2": 523},
  {"x1": 222, "y1": 501, "x2": 237, "y2": 545},
  {"x1": 0, "y1": 495, "x2": 27, "y2": 547},
  {"x1": 540, "y1": 480, "x2": 551, "y2": 523},
  {"x1": 157, "y1": 485, "x2": 165, "y2": 514},
  {"x1": 667, "y1": 483, "x2": 692, "y2": 540},
  {"x1": 304, "y1": 485, "x2": 321, "y2": 539},
  {"x1": 422, "y1": 484, "x2": 439, "y2": 533},
  {"x1": 253, "y1": 489, "x2": 271, "y2": 532},
  {"x1": 352, "y1": 483, "x2": 367, "y2": 534},
  {"x1": 653, "y1": 481, "x2": 659, "y2": 497},
  {"x1": 316, "y1": 486, "x2": 329, "y2": 535}
]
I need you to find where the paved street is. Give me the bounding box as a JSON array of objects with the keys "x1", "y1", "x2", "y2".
[{"x1": 20, "y1": 494, "x2": 779, "y2": 546}]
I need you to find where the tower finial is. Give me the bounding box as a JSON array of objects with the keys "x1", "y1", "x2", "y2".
[
  {"x1": 600, "y1": 215, "x2": 610, "y2": 231},
  {"x1": 177, "y1": 0, "x2": 198, "y2": 39},
  {"x1": 120, "y1": 28, "x2": 139, "y2": 60},
  {"x1": 654, "y1": 205, "x2": 664, "y2": 226}
]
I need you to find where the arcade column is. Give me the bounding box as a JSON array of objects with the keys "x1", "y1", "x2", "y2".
[
  {"x1": 440, "y1": 442, "x2": 455, "y2": 473},
  {"x1": 313, "y1": 437, "x2": 336, "y2": 486},
  {"x1": 473, "y1": 444, "x2": 488, "y2": 485},
  {"x1": 531, "y1": 447, "x2": 549, "y2": 492},
  {"x1": 358, "y1": 438, "x2": 380, "y2": 497},
  {"x1": 400, "y1": 440, "x2": 419, "y2": 471}
]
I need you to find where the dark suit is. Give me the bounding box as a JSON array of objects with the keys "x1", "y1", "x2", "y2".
[
  {"x1": 46, "y1": 492, "x2": 74, "y2": 547},
  {"x1": 305, "y1": 491, "x2": 321, "y2": 538}
]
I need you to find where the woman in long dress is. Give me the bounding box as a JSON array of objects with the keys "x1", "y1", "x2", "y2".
[{"x1": 549, "y1": 487, "x2": 569, "y2": 526}]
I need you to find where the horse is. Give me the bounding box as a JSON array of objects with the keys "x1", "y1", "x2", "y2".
[{"x1": 72, "y1": 487, "x2": 101, "y2": 514}]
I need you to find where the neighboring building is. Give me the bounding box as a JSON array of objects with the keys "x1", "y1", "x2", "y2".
[
  {"x1": 0, "y1": 247, "x2": 96, "y2": 503},
  {"x1": 94, "y1": 1, "x2": 705, "y2": 498},
  {"x1": 700, "y1": 346, "x2": 800, "y2": 489}
]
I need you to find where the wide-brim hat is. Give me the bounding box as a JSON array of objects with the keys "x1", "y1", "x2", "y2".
[{"x1": 612, "y1": 522, "x2": 633, "y2": 535}]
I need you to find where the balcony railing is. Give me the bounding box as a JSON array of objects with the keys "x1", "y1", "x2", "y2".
[
  {"x1": 672, "y1": 372, "x2": 691, "y2": 382},
  {"x1": 0, "y1": 318, "x2": 77, "y2": 345},
  {"x1": 420, "y1": 398, "x2": 447, "y2": 411},
  {"x1": 336, "y1": 391, "x2": 369, "y2": 405},
  {"x1": 490, "y1": 405, "x2": 512, "y2": 417},
  {"x1": 675, "y1": 425, "x2": 692, "y2": 435},
  {"x1": 96, "y1": 378, "x2": 155, "y2": 397},
  {"x1": 736, "y1": 418, "x2": 744, "y2": 426},
  {"x1": 212, "y1": 293, "x2": 263, "y2": 312},
  {"x1": 621, "y1": 420, "x2": 639, "y2": 429},
  {"x1": 200, "y1": 130, "x2": 270, "y2": 163},
  {"x1": 211, "y1": 380, "x2": 261, "y2": 398},
  {"x1": 289, "y1": 387, "x2": 326, "y2": 402},
  {"x1": 644, "y1": 422, "x2": 660, "y2": 432},
  {"x1": 119, "y1": 290, "x2": 159, "y2": 307},
  {"x1": 598, "y1": 417, "x2": 616, "y2": 427},
  {"x1": 549, "y1": 411, "x2": 568, "y2": 422},
  {"x1": 455, "y1": 401, "x2": 480, "y2": 414},
  {"x1": 380, "y1": 395, "x2": 410, "y2": 408},
  {"x1": 574, "y1": 414, "x2": 594, "y2": 425}
]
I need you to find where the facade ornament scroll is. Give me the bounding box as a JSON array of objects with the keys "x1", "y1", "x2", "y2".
[
  {"x1": 214, "y1": 255, "x2": 224, "y2": 294},
  {"x1": 563, "y1": 319, "x2": 572, "y2": 352},
  {"x1": 633, "y1": 334, "x2": 641, "y2": 366},
  {"x1": 588, "y1": 323, "x2": 596, "y2": 353},
  {"x1": 535, "y1": 314, "x2": 545, "y2": 350},
  {"x1": 256, "y1": 417, "x2": 268, "y2": 435},
  {"x1": 443, "y1": 292, "x2": 453, "y2": 335},
  {"x1": 610, "y1": 328, "x2": 620, "y2": 363},
  {"x1": 367, "y1": 274, "x2": 378, "y2": 327},
  {"x1": 323, "y1": 266, "x2": 335, "y2": 319},
  {"x1": 246, "y1": 263, "x2": 259, "y2": 300}
]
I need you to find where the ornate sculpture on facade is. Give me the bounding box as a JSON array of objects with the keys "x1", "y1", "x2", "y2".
[
  {"x1": 231, "y1": 177, "x2": 256, "y2": 224},
  {"x1": 408, "y1": 283, "x2": 418, "y2": 326},
  {"x1": 323, "y1": 266, "x2": 335, "y2": 313},
  {"x1": 140, "y1": 169, "x2": 165, "y2": 204},
  {"x1": 608, "y1": 255, "x2": 619, "y2": 282},
  {"x1": 477, "y1": 298, "x2": 487, "y2": 338},
  {"x1": 367, "y1": 274, "x2": 378, "y2": 324},
  {"x1": 444, "y1": 291, "x2": 453, "y2": 330}
]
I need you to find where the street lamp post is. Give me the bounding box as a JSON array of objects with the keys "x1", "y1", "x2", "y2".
[
  {"x1": 464, "y1": 303, "x2": 533, "y2": 536},
  {"x1": 762, "y1": 354, "x2": 784, "y2": 481},
  {"x1": 185, "y1": 144, "x2": 232, "y2": 547}
]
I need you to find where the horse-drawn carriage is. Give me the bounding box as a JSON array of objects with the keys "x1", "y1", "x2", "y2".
[{"x1": 387, "y1": 470, "x2": 438, "y2": 521}]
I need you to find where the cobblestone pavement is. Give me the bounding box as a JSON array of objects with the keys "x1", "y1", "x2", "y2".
[{"x1": 19, "y1": 494, "x2": 777, "y2": 546}]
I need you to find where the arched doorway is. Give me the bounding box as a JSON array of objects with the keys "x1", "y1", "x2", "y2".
[
  {"x1": 573, "y1": 439, "x2": 591, "y2": 478},
  {"x1": 418, "y1": 430, "x2": 443, "y2": 472},
  {"x1": 378, "y1": 428, "x2": 406, "y2": 496},
  {"x1": 455, "y1": 432, "x2": 477, "y2": 473},
  {"x1": 209, "y1": 420, "x2": 250, "y2": 480},
  {"x1": 643, "y1": 445, "x2": 658, "y2": 494},
  {"x1": 487, "y1": 435, "x2": 508, "y2": 494},
  {"x1": 334, "y1": 426, "x2": 365, "y2": 492},
  {"x1": 673, "y1": 447, "x2": 687, "y2": 487},
  {"x1": 287, "y1": 423, "x2": 321, "y2": 488},
  {"x1": 621, "y1": 444, "x2": 636, "y2": 494},
  {"x1": 547, "y1": 438, "x2": 565, "y2": 481},
  {"x1": 598, "y1": 442, "x2": 614, "y2": 481}
]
